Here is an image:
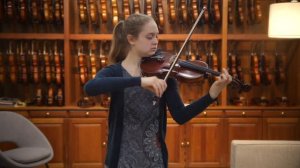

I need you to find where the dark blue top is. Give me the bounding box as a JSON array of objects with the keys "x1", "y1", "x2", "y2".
[{"x1": 84, "y1": 63, "x2": 215, "y2": 168}]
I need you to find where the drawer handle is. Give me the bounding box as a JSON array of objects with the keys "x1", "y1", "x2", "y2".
[
  {"x1": 203, "y1": 111, "x2": 207, "y2": 116},
  {"x1": 102, "y1": 142, "x2": 107, "y2": 147},
  {"x1": 281, "y1": 111, "x2": 285, "y2": 116},
  {"x1": 85, "y1": 111, "x2": 90, "y2": 116},
  {"x1": 242, "y1": 111, "x2": 246, "y2": 116},
  {"x1": 181, "y1": 142, "x2": 185, "y2": 147},
  {"x1": 46, "y1": 112, "x2": 50, "y2": 117},
  {"x1": 186, "y1": 141, "x2": 190, "y2": 147}
]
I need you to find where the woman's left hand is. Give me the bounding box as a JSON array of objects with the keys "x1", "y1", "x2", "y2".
[{"x1": 209, "y1": 68, "x2": 232, "y2": 99}]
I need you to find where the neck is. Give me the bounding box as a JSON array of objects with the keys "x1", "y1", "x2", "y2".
[{"x1": 121, "y1": 50, "x2": 142, "y2": 77}]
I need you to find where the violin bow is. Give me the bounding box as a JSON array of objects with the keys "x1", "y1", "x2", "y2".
[{"x1": 164, "y1": 7, "x2": 207, "y2": 81}]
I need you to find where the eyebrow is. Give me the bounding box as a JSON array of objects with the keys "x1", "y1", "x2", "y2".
[{"x1": 146, "y1": 32, "x2": 159, "y2": 36}]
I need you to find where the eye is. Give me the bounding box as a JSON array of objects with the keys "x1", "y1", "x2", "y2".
[
  {"x1": 146, "y1": 33, "x2": 158, "y2": 40},
  {"x1": 146, "y1": 35, "x2": 154, "y2": 40}
]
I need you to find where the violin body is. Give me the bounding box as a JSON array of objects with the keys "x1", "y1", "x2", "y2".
[{"x1": 141, "y1": 52, "x2": 205, "y2": 81}]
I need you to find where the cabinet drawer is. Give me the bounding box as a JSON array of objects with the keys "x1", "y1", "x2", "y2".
[
  {"x1": 263, "y1": 110, "x2": 300, "y2": 117},
  {"x1": 29, "y1": 111, "x2": 67, "y2": 118},
  {"x1": 69, "y1": 110, "x2": 107, "y2": 118},
  {"x1": 167, "y1": 110, "x2": 223, "y2": 118},
  {"x1": 225, "y1": 110, "x2": 262, "y2": 117},
  {"x1": 198, "y1": 110, "x2": 223, "y2": 117}
]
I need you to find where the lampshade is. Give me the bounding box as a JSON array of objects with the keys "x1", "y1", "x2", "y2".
[{"x1": 268, "y1": 1, "x2": 300, "y2": 38}]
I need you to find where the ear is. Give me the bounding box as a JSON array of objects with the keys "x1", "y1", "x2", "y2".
[{"x1": 127, "y1": 34, "x2": 136, "y2": 45}]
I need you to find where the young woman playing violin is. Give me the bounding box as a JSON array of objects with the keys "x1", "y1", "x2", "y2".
[{"x1": 84, "y1": 13, "x2": 232, "y2": 168}]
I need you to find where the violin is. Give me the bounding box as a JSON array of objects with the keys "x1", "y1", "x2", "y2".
[
  {"x1": 123, "y1": 0, "x2": 130, "y2": 20},
  {"x1": 168, "y1": 0, "x2": 176, "y2": 23},
  {"x1": 145, "y1": 0, "x2": 152, "y2": 16},
  {"x1": 89, "y1": 41, "x2": 97, "y2": 79},
  {"x1": 79, "y1": 0, "x2": 87, "y2": 24},
  {"x1": 100, "y1": 0, "x2": 107, "y2": 22},
  {"x1": 250, "y1": 51, "x2": 260, "y2": 85},
  {"x1": 111, "y1": 0, "x2": 118, "y2": 26},
  {"x1": 30, "y1": 0, "x2": 42, "y2": 23},
  {"x1": 157, "y1": 0, "x2": 164, "y2": 27},
  {"x1": 213, "y1": 0, "x2": 221, "y2": 24},
  {"x1": 237, "y1": 0, "x2": 244, "y2": 25},
  {"x1": 8, "y1": 42, "x2": 17, "y2": 84},
  {"x1": 255, "y1": 0, "x2": 262, "y2": 23},
  {"x1": 35, "y1": 87, "x2": 43, "y2": 106},
  {"x1": 56, "y1": 87, "x2": 64, "y2": 106},
  {"x1": 18, "y1": 0, "x2": 27, "y2": 22},
  {"x1": 133, "y1": 0, "x2": 141, "y2": 14},
  {"x1": 29, "y1": 41, "x2": 40, "y2": 84},
  {"x1": 47, "y1": 86, "x2": 54, "y2": 105},
  {"x1": 0, "y1": 1, "x2": 3, "y2": 22},
  {"x1": 54, "y1": 0, "x2": 61, "y2": 23},
  {"x1": 179, "y1": 0, "x2": 188, "y2": 24},
  {"x1": 19, "y1": 42, "x2": 28, "y2": 84},
  {"x1": 228, "y1": 0, "x2": 233, "y2": 24},
  {"x1": 0, "y1": 52, "x2": 5, "y2": 83},
  {"x1": 141, "y1": 51, "x2": 251, "y2": 92},
  {"x1": 88, "y1": 0, "x2": 98, "y2": 25},
  {"x1": 5, "y1": 0, "x2": 14, "y2": 19},
  {"x1": 274, "y1": 50, "x2": 285, "y2": 85}
]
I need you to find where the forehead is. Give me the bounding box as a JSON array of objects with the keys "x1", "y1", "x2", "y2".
[{"x1": 139, "y1": 20, "x2": 159, "y2": 35}]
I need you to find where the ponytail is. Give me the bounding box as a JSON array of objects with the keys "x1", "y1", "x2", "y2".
[{"x1": 109, "y1": 20, "x2": 128, "y2": 64}]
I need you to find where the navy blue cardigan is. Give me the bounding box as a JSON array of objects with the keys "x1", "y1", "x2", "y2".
[{"x1": 84, "y1": 63, "x2": 215, "y2": 168}]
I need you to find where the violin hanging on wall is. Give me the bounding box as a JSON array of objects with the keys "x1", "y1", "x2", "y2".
[
  {"x1": 0, "y1": 52, "x2": 5, "y2": 84},
  {"x1": 274, "y1": 50, "x2": 286, "y2": 85}
]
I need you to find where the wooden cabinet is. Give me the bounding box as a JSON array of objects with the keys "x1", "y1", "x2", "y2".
[
  {"x1": 166, "y1": 118, "x2": 185, "y2": 168},
  {"x1": 166, "y1": 110, "x2": 225, "y2": 168},
  {"x1": 224, "y1": 110, "x2": 263, "y2": 167},
  {"x1": 68, "y1": 111, "x2": 107, "y2": 168},
  {"x1": 263, "y1": 110, "x2": 300, "y2": 140},
  {"x1": 186, "y1": 117, "x2": 225, "y2": 168},
  {"x1": 30, "y1": 110, "x2": 67, "y2": 168}
]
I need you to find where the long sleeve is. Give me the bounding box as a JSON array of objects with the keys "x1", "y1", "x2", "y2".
[
  {"x1": 164, "y1": 78, "x2": 216, "y2": 125},
  {"x1": 84, "y1": 64, "x2": 141, "y2": 96}
]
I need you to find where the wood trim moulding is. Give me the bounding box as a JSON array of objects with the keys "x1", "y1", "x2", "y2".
[{"x1": 0, "y1": 33, "x2": 65, "y2": 40}]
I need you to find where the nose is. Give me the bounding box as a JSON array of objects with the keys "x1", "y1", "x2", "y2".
[{"x1": 153, "y1": 36, "x2": 159, "y2": 45}]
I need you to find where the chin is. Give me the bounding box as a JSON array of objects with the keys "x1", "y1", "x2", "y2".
[{"x1": 149, "y1": 50, "x2": 157, "y2": 55}]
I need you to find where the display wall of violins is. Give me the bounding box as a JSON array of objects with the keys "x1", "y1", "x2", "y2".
[
  {"x1": 0, "y1": 40, "x2": 64, "y2": 106},
  {"x1": 228, "y1": 0, "x2": 290, "y2": 34},
  {"x1": 227, "y1": 41, "x2": 293, "y2": 107},
  {"x1": 1, "y1": 0, "x2": 298, "y2": 108},
  {"x1": 0, "y1": 0, "x2": 64, "y2": 33},
  {"x1": 71, "y1": 40, "x2": 110, "y2": 108},
  {"x1": 71, "y1": 0, "x2": 224, "y2": 34},
  {"x1": 227, "y1": 0, "x2": 266, "y2": 34}
]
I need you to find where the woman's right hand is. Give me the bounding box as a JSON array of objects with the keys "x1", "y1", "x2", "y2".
[{"x1": 141, "y1": 76, "x2": 167, "y2": 97}]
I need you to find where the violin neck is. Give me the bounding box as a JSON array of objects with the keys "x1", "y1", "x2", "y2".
[{"x1": 179, "y1": 60, "x2": 221, "y2": 76}]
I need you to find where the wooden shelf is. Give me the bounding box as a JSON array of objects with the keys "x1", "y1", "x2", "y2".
[
  {"x1": 227, "y1": 34, "x2": 270, "y2": 40},
  {"x1": 0, "y1": 33, "x2": 65, "y2": 40},
  {"x1": 69, "y1": 34, "x2": 222, "y2": 41},
  {"x1": 159, "y1": 34, "x2": 222, "y2": 41},
  {"x1": 69, "y1": 34, "x2": 112, "y2": 40}
]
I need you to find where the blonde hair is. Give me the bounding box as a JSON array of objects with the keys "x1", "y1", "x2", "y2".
[{"x1": 109, "y1": 14, "x2": 154, "y2": 64}]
